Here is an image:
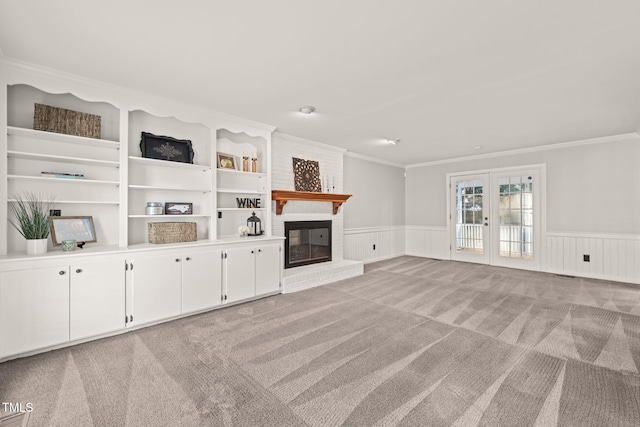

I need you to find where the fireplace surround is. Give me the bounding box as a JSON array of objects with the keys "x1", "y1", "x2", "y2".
[{"x1": 284, "y1": 220, "x2": 332, "y2": 269}]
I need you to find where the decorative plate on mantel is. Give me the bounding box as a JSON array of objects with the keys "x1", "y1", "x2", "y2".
[{"x1": 292, "y1": 157, "x2": 321, "y2": 192}]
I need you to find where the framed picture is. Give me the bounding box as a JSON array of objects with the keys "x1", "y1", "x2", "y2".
[
  {"x1": 165, "y1": 202, "x2": 193, "y2": 215},
  {"x1": 50, "y1": 216, "x2": 97, "y2": 246},
  {"x1": 140, "y1": 132, "x2": 194, "y2": 164},
  {"x1": 217, "y1": 152, "x2": 236, "y2": 170}
]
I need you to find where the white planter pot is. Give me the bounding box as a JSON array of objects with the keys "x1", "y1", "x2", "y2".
[{"x1": 25, "y1": 239, "x2": 48, "y2": 255}]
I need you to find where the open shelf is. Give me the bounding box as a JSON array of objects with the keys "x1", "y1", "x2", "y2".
[
  {"x1": 8, "y1": 175, "x2": 119, "y2": 186},
  {"x1": 8, "y1": 150, "x2": 120, "y2": 168},
  {"x1": 217, "y1": 188, "x2": 267, "y2": 195},
  {"x1": 217, "y1": 207, "x2": 267, "y2": 212},
  {"x1": 216, "y1": 168, "x2": 267, "y2": 178},
  {"x1": 7, "y1": 126, "x2": 120, "y2": 148},
  {"x1": 129, "y1": 156, "x2": 211, "y2": 172},
  {"x1": 8, "y1": 199, "x2": 119, "y2": 205},
  {"x1": 129, "y1": 184, "x2": 210, "y2": 192}
]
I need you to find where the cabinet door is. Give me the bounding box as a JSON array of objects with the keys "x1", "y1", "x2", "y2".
[
  {"x1": 224, "y1": 247, "x2": 256, "y2": 303},
  {"x1": 0, "y1": 267, "x2": 70, "y2": 358},
  {"x1": 255, "y1": 244, "x2": 281, "y2": 295},
  {"x1": 130, "y1": 252, "x2": 182, "y2": 325},
  {"x1": 70, "y1": 258, "x2": 125, "y2": 341},
  {"x1": 182, "y1": 249, "x2": 222, "y2": 313}
]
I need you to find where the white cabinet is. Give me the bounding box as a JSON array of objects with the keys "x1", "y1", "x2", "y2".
[
  {"x1": 0, "y1": 240, "x2": 279, "y2": 359},
  {"x1": 125, "y1": 248, "x2": 222, "y2": 325},
  {"x1": 70, "y1": 257, "x2": 125, "y2": 341},
  {"x1": 0, "y1": 266, "x2": 70, "y2": 358},
  {"x1": 0, "y1": 256, "x2": 127, "y2": 358},
  {"x1": 125, "y1": 251, "x2": 183, "y2": 326},
  {"x1": 181, "y1": 248, "x2": 222, "y2": 313},
  {"x1": 224, "y1": 247, "x2": 257, "y2": 302},
  {"x1": 255, "y1": 244, "x2": 281, "y2": 295},
  {"x1": 224, "y1": 243, "x2": 281, "y2": 303}
]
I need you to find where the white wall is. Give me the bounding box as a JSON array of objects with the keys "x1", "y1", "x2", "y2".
[
  {"x1": 404, "y1": 134, "x2": 640, "y2": 283},
  {"x1": 343, "y1": 154, "x2": 406, "y2": 263},
  {"x1": 343, "y1": 154, "x2": 405, "y2": 229},
  {"x1": 406, "y1": 135, "x2": 640, "y2": 233}
]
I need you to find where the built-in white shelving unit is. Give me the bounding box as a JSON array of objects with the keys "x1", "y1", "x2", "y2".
[
  {"x1": 0, "y1": 59, "x2": 285, "y2": 363},
  {"x1": 4, "y1": 83, "x2": 121, "y2": 252},
  {"x1": 215, "y1": 129, "x2": 271, "y2": 238},
  {"x1": 0, "y1": 60, "x2": 275, "y2": 255}
]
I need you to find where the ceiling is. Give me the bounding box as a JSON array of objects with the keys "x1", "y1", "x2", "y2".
[{"x1": 1, "y1": 0, "x2": 640, "y2": 166}]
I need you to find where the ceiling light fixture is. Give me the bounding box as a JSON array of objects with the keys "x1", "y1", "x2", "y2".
[
  {"x1": 387, "y1": 138, "x2": 400, "y2": 145},
  {"x1": 299, "y1": 106, "x2": 316, "y2": 114}
]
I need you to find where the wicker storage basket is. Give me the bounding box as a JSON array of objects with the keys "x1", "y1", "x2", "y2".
[
  {"x1": 148, "y1": 222, "x2": 197, "y2": 244},
  {"x1": 34, "y1": 103, "x2": 101, "y2": 139}
]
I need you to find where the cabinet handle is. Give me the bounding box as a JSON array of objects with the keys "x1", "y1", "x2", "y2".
[
  {"x1": 186, "y1": 257, "x2": 191, "y2": 261},
  {"x1": 251, "y1": 250, "x2": 254, "y2": 254},
  {"x1": 258, "y1": 249, "x2": 262, "y2": 253},
  {"x1": 59, "y1": 270, "x2": 66, "y2": 275},
  {"x1": 75, "y1": 269, "x2": 82, "y2": 273},
  {"x1": 175, "y1": 258, "x2": 180, "y2": 262}
]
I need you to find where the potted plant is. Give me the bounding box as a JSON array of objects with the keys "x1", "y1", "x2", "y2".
[{"x1": 9, "y1": 192, "x2": 54, "y2": 255}]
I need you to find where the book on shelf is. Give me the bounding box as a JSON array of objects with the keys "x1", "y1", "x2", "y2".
[{"x1": 41, "y1": 171, "x2": 85, "y2": 179}]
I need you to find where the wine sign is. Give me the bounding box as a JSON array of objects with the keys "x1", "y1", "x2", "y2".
[{"x1": 236, "y1": 198, "x2": 261, "y2": 208}]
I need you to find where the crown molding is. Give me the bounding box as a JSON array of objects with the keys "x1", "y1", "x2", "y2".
[
  {"x1": 272, "y1": 131, "x2": 346, "y2": 153},
  {"x1": 344, "y1": 151, "x2": 404, "y2": 168},
  {"x1": 406, "y1": 132, "x2": 640, "y2": 169}
]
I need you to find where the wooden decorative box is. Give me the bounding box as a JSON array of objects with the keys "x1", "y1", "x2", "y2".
[
  {"x1": 148, "y1": 222, "x2": 197, "y2": 244},
  {"x1": 33, "y1": 103, "x2": 101, "y2": 139}
]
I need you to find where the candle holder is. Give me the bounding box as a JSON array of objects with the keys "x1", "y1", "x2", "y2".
[{"x1": 242, "y1": 152, "x2": 249, "y2": 172}]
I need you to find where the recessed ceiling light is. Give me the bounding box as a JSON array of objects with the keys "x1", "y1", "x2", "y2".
[
  {"x1": 299, "y1": 106, "x2": 316, "y2": 114},
  {"x1": 387, "y1": 138, "x2": 400, "y2": 145}
]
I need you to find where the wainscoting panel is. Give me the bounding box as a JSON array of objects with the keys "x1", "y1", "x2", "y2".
[
  {"x1": 344, "y1": 226, "x2": 405, "y2": 263},
  {"x1": 405, "y1": 226, "x2": 449, "y2": 260},
  {"x1": 546, "y1": 232, "x2": 640, "y2": 284},
  {"x1": 345, "y1": 227, "x2": 639, "y2": 284}
]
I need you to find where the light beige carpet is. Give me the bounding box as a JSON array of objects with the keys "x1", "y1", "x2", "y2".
[{"x1": 1, "y1": 256, "x2": 639, "y2": 426}]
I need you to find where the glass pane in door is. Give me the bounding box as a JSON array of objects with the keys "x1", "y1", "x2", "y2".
[
  {"x1": 498, "y1": 175, "x2": 533, "y2": 259},
  {"x1": 455, "y1": 179, "x2": 484, "y2": 255}
]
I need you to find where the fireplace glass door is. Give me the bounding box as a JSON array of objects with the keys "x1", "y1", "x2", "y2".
[{"x1": 285, "y1": 221, "x2": 332, "y2": 268}]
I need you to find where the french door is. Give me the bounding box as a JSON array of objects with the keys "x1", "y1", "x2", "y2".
[
  {"x1": 450, "y1": 167, "x2": 543, "y2": 270},
  {"x1": 450, "y1": 174, "x2": 491, "y2": 264}
]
